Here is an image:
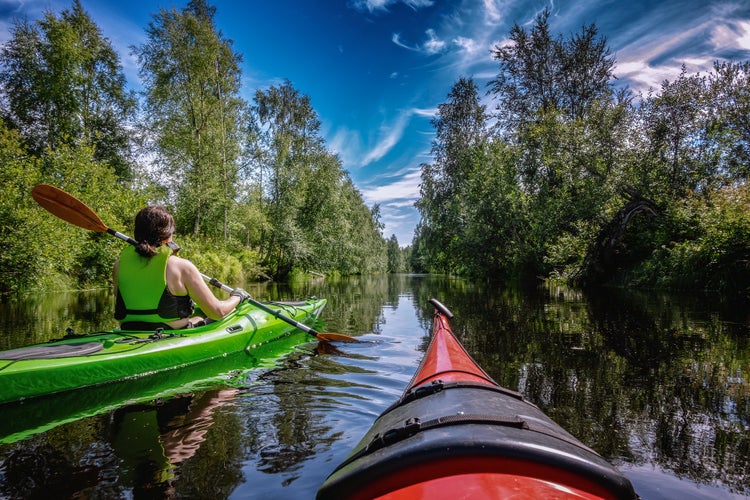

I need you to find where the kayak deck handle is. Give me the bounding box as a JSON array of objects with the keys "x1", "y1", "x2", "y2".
[{"x1": 429, "y1": 298, "x2": 454, "y2": 319}]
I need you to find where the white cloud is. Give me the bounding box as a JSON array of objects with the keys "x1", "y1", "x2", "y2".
[
  {"x1": 361, "y1": 167, "x2": 422, "y2": 204},
  {"x1": 423, "y1": 28, "x2": 447, "y2": 54},
  {"x1": 711, "y1": 20, "x2": 750, "y2": 52},
  {"x1": 361, "y1": 166, "x2": 423, "y2": 245},
  {"x1": 392, "y1": 33, "x2": 409, "y2": 50},
  {"x1": 608, "y1": 3, "x2": 750, "y2": 93},
  {"x1": 326, "y1": 107, "x2": 434, "y2": 170},
  {"x1": 404, "y1": 0, "x2": 434, "y2": 10},
  {"x1": 352, "y1": 0, "x2": 433, "y2": 14},
  {"x1": 613, "y1": 19, "x2": 715, "y2": 92},
  {"x1": 453, "y1": 35, "x2": 479, "y2": 53},
  {"x1": 361, "y1": 110, "x2": 412, "y2": 165},
  {"x1": 356, "y1": 0, "x2": 390, "y2": 12},
  {"x1": 328, "y1": 126, "x2": 363, "y2": 167},
  {"x1": 388, "y1": 199, "x2": 418, "y2": 209},
  {"x1": 614, "y1": 60, "x2": 670, "y2": 93},
  {"x1": 412, "y1": 107, "x2": 437, "y2": 118},
  {"x1": 483, "y1": 0, "x2": 502, "y2": 24},
  {"x1": 393, "y1": 29, "x2": 447, "y2": 54}
]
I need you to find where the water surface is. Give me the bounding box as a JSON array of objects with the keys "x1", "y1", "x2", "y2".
[{"x1": 0, "y1": 275, "x2": 747, "y2": 498}]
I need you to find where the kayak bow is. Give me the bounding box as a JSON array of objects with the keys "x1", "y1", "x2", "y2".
[{"x1": 317, "y1": 298, "x2": 637, "y2": 500}]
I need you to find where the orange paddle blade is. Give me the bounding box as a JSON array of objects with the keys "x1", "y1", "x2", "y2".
[
  {"x1": 316, "y1": 332, "x2": 359, "y2": 342},
  {"x1": 31, "y1": 184, "x2": 109, "y2": 233}
]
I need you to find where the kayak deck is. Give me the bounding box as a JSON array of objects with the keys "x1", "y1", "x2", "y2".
[
  {"x1": 317, "y1": 299, "x2": 636, "y2": 500},
  {"x1": 0, "y1": 299, "x2": 326, "y2": 405}
]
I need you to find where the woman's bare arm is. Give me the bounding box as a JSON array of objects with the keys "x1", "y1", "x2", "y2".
[{"x1": 167, "y1": 257, "x2": 241, "y2": 320}]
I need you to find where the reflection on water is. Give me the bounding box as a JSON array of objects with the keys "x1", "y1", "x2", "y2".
[{"x1": 0, "y1": 275, "x2": 748, "y2": 498}]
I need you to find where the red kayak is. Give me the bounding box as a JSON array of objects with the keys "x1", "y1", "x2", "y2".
[{"x1": 317, "y1": 299, "x2": 637, "y2": 499}]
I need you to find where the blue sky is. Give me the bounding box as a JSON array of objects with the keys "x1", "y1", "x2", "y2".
[{"x1": 2, "y1": 0, "x2": 750, "y2": 246}]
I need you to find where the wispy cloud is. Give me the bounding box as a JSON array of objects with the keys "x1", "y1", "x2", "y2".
[
  {"x1": 453, "y1": 35, "x2": 479, "y2": 53},
  {"x1": 483, "y1": 0, "x2": 503, "y2": 24},
  {"x1": 352, "y1": 0, "x2": 434, "y2": 14},
  {"x1": 613, "y1": 14, "x2": 748, "y2": 92},
  {"x1": 328, "y1": 126, "x2": 363, "y2": 167},
  {"x1": 392, "y1": 28, "x2": 489, "y2": 58},
  {"x1": 710, "y1": 19, "x2": 750, "y2": 52},
  {"x1": 392, "y1": 29, "x2": 447, "y2": 54},
  {"x1": 327, "y1": 108, "x2": 424, "y2": 169},
  {"x1": 361, "y1": 110, "x2": 412, "y2": 165},
  {"x1": 356, "y1": 106, "x2": 436, "y2": 166},
  {"x1": 592, "y1": 1, "x2": 750, "y2": 92},
  {"x1": 361, "y1": 166, "x2": 422, "y2": 204},
  {"x1": 422, "y1": 28, "x2": 447, "y2": 54},
  {"x1": 361, "y1": 166, "x2": 423, "y2": 244},
  {"x1": 386, "y1": 1, "x2": 511, "y2": 78},
  {"x1": 413, "y1": 107, "x2": 437, "y2": 118}
]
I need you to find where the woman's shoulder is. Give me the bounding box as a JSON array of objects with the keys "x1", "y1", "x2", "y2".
[{"x1": 168, "y1": 255, "x2": 199, "y2": 273}]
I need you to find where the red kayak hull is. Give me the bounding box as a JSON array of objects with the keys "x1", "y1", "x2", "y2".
[
  {"x1": 375, "y1": 462, "x2": 615, "y2": 500},
  {"x1": 317, "y1": 299, "x2": 636, "y2": 500}
]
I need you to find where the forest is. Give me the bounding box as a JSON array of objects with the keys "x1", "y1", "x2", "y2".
[
  {"x1": 0, "y1": 0, "x2": 410, "y2": 295},
  {"x1": 1, "y1": 1, "x2": 748, "y2": 297},
  {"x1": 413, "y1": 10, "x2": 750, "y2": 297}
]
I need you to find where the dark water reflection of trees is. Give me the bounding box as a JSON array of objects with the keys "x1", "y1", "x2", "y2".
[
  {"x1": 415, "y1": 281, "x2": 750, "y2": 496},
  {"x1": 0, "y1": 276, "x2": 747, "y2": 497}
]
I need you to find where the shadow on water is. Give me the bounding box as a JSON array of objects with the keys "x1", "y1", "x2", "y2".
[{"x1": 0, "y1": 275, "x2": 748, "y2": 498}]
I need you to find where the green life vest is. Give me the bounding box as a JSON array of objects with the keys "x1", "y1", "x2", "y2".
[{"x1": 115, "y1": 245, "x2": 194, "y2": 327}]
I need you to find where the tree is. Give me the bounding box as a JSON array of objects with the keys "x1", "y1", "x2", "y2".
[
  {"x1": 637, "y1": 68, "x2": 711, "y2": 200},
  {"x1": 252, "y1": 80, "x2": 321, "y2": 276},
  {"x1": 249, "y1": 80, "x2": 388, "y2": 277},
  {"x1": 386, "y1": 234, "x2": 403, "y2": 273},
  {"x1": 484, "y1": 10, "x2": 628, "y2": 280},
  {"x1": 488, "y1": 8, "x2": 615, "y2": 132},
  {"x1": 134, "y1": 0, "x2": 245, "y2": 238},
  {"x1": 0, "y1": 0, "x2": 136, "y2": 179},
  {"x1": 416, "y1": 77, "x2": 488, "y2": 274},
  {"x1": 706, "y1": 61, "x2": 750, "y2": 182},
  {"x1": 0, "y1": 119, "x2": 41, "y2": 293}
]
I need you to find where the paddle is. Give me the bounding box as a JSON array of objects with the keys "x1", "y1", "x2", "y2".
[
  {"x1": 198, "y1": 274, "x2": 358, "y2": 342},
  {"x1": 31, "y1": 183, "x2": 357, "y2": 343}
]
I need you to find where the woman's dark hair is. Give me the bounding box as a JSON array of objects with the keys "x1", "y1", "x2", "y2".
[{"x1": 133, "y1": 206, "x2": 175, "y2": 257}]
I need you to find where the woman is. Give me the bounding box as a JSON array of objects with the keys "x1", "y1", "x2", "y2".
[{"x1": 113, "y1": 205, "x2": 248, "y2": 330}]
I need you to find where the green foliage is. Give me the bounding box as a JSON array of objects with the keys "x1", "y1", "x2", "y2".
[
  {"x1": 0, "y1": 120, "x2": 43, "y2": 293},
  {"x1": 40, "y1": 143, "x2": 142, "y2": 287},
  {"x1": 134, "y1": 0, "x2": 244, "y2": 238},
  {"x1": 414, "y1": 10, "x2": 750, "y2": 295},
  {"x1": 0, "y1": 0, "x2": 136, "y2": 179},
  {"x1": 386, "y1": 235, "x2": 403, "y2": 273},
  {"x1": 0, "y1": 114, "x2": 142, "y2": 293},
  {"x1": 414, "y1": 77, "x2": 488, "y2": 275},
  {"x1": 250, "y1": 81, "x2": 387, "y2": 278},
  {"x1": 0, "y1": 0, "x2": 391, "y2": 296},
  {"x1": 707, "y1": 61, "x2": 750, "y2": 180},
  {"x1": 626, "y1": 187, "x2": 750, "y2": 294},
  {"x1": 2, "y1": 0, "x2": 748, "y2": 296},
  {"x1": 488, "y1": 7, "x2": 615, "y2": 129}
]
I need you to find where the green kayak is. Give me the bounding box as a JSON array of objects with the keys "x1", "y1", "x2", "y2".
[
  {"x1": 0, "y1": 327, "x2": 311, "y2": 444},
  {"x1": 0, "y1": 298, "x2": 326, "y2": 405}
]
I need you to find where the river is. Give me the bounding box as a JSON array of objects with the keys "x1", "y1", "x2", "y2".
[{"x1": 0, "y1": 274, "x2": 748, "y2": 499}]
